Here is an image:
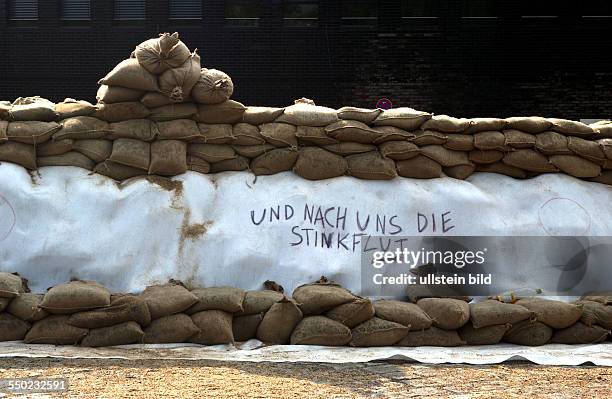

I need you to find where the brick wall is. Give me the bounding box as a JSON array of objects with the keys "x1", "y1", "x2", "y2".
[{"x1": 0, "y1": 0, "x2": 610, "y2": 119}]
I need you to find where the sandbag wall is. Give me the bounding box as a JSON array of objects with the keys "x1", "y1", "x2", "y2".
[{"x1": 1, "y1": 272, "x2": 611, "y2": 347}]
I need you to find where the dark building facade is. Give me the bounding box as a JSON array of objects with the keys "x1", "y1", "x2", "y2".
[{"x1": 0, "y1": 0, "x2": 611, "y2": 119}]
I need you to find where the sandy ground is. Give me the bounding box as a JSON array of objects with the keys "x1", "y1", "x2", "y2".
[{"x1": 0, "y1": 358, "x2": 610, "y2": 398}]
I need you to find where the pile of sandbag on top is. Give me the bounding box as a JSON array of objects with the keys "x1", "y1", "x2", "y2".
[{"x1": 1, "y1": 272, "x2": 612, "y2": 347}]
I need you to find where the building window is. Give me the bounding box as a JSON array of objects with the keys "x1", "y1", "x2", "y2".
[
  {"x1": 283, "y1": 0, "x2": 318, "y2": 27},
  {"x1": 8, "y1": 0, "x2": 38, "y2": 20},
  {"x1": 169, "y1": 0, "x2": 202, "y2": 20},
  {"x1": 225, "y1": 1, "x2": 261, "y2": 27},
  {"x1": 342, "y1": 0, "x2": 378, "y2": 27},
  {"x1": 62, "y1": 0, "x2": 91, "y2": 20},
  {"x1": 462, "y1": 0, "x2": 497, "y2": 19},
  {"x1": 401, "y1": 0, "x2": 438, "y2": 19},
  {"x1": 114, "y1": 0, "x2": 146, "y2": 20}
]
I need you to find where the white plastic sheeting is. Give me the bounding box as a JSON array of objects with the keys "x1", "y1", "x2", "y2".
[{"x1": 0, "y1": 163, "x2": 611, "y2": 294}]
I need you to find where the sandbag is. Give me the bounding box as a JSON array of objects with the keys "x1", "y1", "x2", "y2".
[
  {"x1": 94, "y1": 102, "x2": 150, "y2": 123},
  {"x1": 444, "y1": 134, "x2": 474, "y2": 151},
  {"x1": 0, "y1": 142, "x2": 36, "y2": 170},
  {"x1": 576, "y1": 300, "x2": 612, "y2": 329},
  {"x1": 325, "y1": 298, "x2": 375, "y2": 329},
  {"x1": 276, "y1": 103, "x2": 338, "y2": 127},
  {"x1": 192, "y1": 68, "x2": 234, "y2": 105},
  {"x1": 188, "y1": 144, "x2": 236, "y2": 163},
  {"x1": 94, "y1": 161, "x2": 146, "y2": 181},
  {"x1": 109, "y1": 139, "x2": 151, "y2": 170},
  {"x1": 290, "y1": 316, "x2": 352, "y2": 346},
  {"x1": 159, "y1": 52, "x2": 201, "y2": 102},
  {"x1": 0, "y1": 120, "x2": 7, "y2": 141},
  {"x1": 140, "y1": 283, "x2": 199, "y2": 320},
  {"x1": 140, "y1": 92, "x2": 183, "y2": 108},
  {"x1": 516, "y1": 298, "x2": 582, "y2": 329},
  {"x1": 347, "y1": 151, "x2": 397, "y2": 180},
  {"x1": 187, "y1": 287, "x2": 245, "y2": 314},
  {"x1": 396, "y1": 155, "x2": 442, "y2": 179},
  {"x1": 0, "y1": 298, "x2": 9, "y2": 312},
  {"x1": 458, "y1": 323, "x2": 509, "y2": 345},
  {"x1": 251, "y1": 148, "x2": 298, "y2": 176},
  {"x1": 149, "y1": 103, "x2": 198, "y2": 121},
  {"x1": 0, "y1": 102, "x2": 9, "y2": 120},
  {"x1": 295, "y1": 126, "x2": 338, "y2": 146},
  {"x1": 197, "y1": 124, "x2": 234, "y2": 144},
  {"x1": 504, "y1": 129, "x2": 536, "y2": 148},
  {"x1": 469, "y1": 150, "x2": 505, "y2": 164},
  {"x1": 325, "y1": 120, "x2": 383, "y2": 143},
  {"x1": 551, "y1": 322, "x2": 609, "y2": 344},
  {"x1": 417, "y1": 298, "x2": 470, "y2": 330},
  {"x1": 242, "y1": 107, "x2": 284, "y2": 125},
  {"x1": 322, "y1": 142, "x2": 376, "y2": 156},
  {"x1": 96, "y1": 85, "x2": 144, "y2": 104},
  {"x1": 54, "y1": 117, "x2": 110, "y2": 141},
  {"x1": 260, "y1": 123, "x2": 298, "y2": 148},
  {"x1": 55, "y1": 99, "x2": 96, "y2": 119},
  {"x1": 473, "y1": 131, "x2": 506, "y2": 151},
  {"x1": 293, "y1": 147, "x2": 347, "y2": 180},
  {"x1": 591, "y1": 120, "x2": 612, "y2": 138},
  {"x1": 411, "y1": 130, "x2": 448, "y2": 146},
  {"x1": 187, "y1": 155, "x2": 210, "y2": 174},
  {"x1": 420, "y1": 145, "x2": 471, "y2": 167},
  {"x1": 374, "y1": 300, "x2": 432, "y2": 330},
  {"x1": 0, "y1": 313, "x2": 31, "y2": 341},
  {"x1": 7, "y1": 121, "x2": 61, "y2": 144},
  {"x1": 406, "y1": 286, "x2": 472, "y2": 303},
  {"x1": 7, "y1": 293, "x2": 48, "y2": 322},
  {"x1": 464, "y1": 118, "x2": 507, "y2": 134},
  {"x1": 549, "y1": 155, "x2": 601, "y2": 178},
  {"x1": 134, "y1": 32, "x2": 191, "y2": 75},
  {"x1": 38, "y1": 152, "x2": 95, "y2": 171},
  {"x1": 98, "y1": 58, "x2": 159, "y2": 92},
  {"x1": 444, "y1": 164, "x2": 476, "y2": 180},
  {"x1": 396, "y1": 327, "x2": 465, "y2": 347},
  {"x1": 195, "y1": 100, "x2": 246, "y2": 124},
  {"x1": 40, "y1": 280, "x2": 110, "y2": 314},
  {"x1": 232, "y1": 123, "x2": 265, "y2": 146},
  {"x1": 10, "y1": 100, "x2": 58, "y2": 122},
  {"x1": 502, "y1": 149, "x2": 558, "y2": 173},
  {"x1": 292, "y1": 282, "x2": 356, "y2": 315},
  {"x1": 476, "y1": 162, "x2": 528, "y2": 179},
  {"x1": 210, "y1": 156, "x2": 250, "y2": 173},
  {"x1": 350, "y1": 317, "x2": 409, "y2": 347},
  {"x1": 549, "y1": 118, "x2": 596, "y2": 137},
  {"x1": 72, "y1": 139, "x2": 113, "y2": 163},
  {"x1": 371, "y1": 126, "x2": 416, "y2": 143},
  {"x1": 108, "y1": 119, "x2": 158, "y2": 141},
  {"x1": 256, "y1": 297, "x2": 303, "y2": 344},
  {"x1": 149, "y1": 140, "x2": 188, "y2": 176},
  {"x1": 536, "y1": 131, "x2": 571, "y2": 155},
  {"x1": 503, "y1": 320, "x2": 552, "y2": 346},
  {"x1": 505, "y1": 116, "x2": 552, "y2": 134},
  {"x1": 337, "y1": 107, "x2": 381, "y2": 124},
  {"x1": 567, "y1": 136, "x2": 606, "y2": 163},
  {"x1": 81, "y1": 321, "x2": 144, "y2": 347},
  {"x1": 379, "y1": 141, "x2": 420, "y2": 160},
  {"x1": 233, "y1": 313, "x2": 263, "y2": 342},
  {"x1": 0, "y1": 272, "x2": 24, "y2": 298},
  {"x1": 469, "y1": 300, "x2": 533, "y2": 328},
  {"x1": 372, "y1": 107, "x2": 431, "y2": 130},
  {"x1": 237, "y1": 290, "x2": 284, "y2": 316},
  {"x1": 68, "y1": 295, "x2": 151, "y2": 328},
  {"x1": 25, "y1": 315, "x2": 88, "y2": 345},
  {"x1": 190, "y1": 310, "x2": 234, "y2": 345},
  {"x1": 421, "y1": 115, "x2": 472, "y2": 133},
  {"x1": 143, "y1": 313, "x2": 200, "y2": 343}
]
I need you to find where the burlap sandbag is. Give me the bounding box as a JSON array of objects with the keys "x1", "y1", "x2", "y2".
[
  {"x1": 396, "y1": 327, "x2": 466, "y2": 347},
  {"x1": 149, "y1": 103, "x2": 198, "y2": 121},
  {"x1": 322, "y1": 142, "x2": 377, "y2": 156},
  {"x1": 276, "y1": 103, "x2": 338, "y2": 127},
  {"x1": 290, "y1": 316, "x2": 352, "y2": 346},
  {"x1": 188, "y1": 144, "x2": 236, "y2": 163},
  {"x1": 0, "y1": 298, "x2": 9, "y2": 312},
  {"x1": 40, "y1": 280, "x2": 110, "y2": 314},
  {"x1": 406, "y1": 285, "x2": 472, "y2": 303},
  {"x1": 516, "y1": 299, "x2": 582, "y2": 329},
  {"x1": 55, "y1": 99, "x2": 95, "y2": 119},
  {"x1": 296, "y1": 126, "x2": 338, "y2": 146},
  {"x1": 68, "y1": 295, "x2": 151, "y2": 328},
  {"x1": 0, "y1": 102, "x2": 9, "y2": 120},
  {"x1": 502, "y1": 149, "x2": 558, "y2": 173},
  {"x1": 195, "y1": 124, "x2": 234, "y2": 144},
  {"x1": 458, "y1": 323, "x2": 509, "y2": 345},
  {"x1": 469, "y1": 150, "x2": 505, "y2": 164},
  {"x1": 0, "y1": 313, "x2": 31, "y2": 341},
  {"x1": 10, "y1": 102, "x2": 58, "y2": 122},
  {"x1": 396, "y1": 155, "x2": 442, "y2": 179},
  {"x1": 325, "y1": 298, "x2": 375, "y2": 329},
  {"x1": 503, "y1": 320, "x2": 552, "y2": 346},
  {"x1": 551, "y1": 322, "x2": 609, "y2": 344},
  {"x1": 444, "y1": 164, "x2": 476, "y2": 180},
  {"x1": 293, "y1": 147, "x2": 347, "y2": 180},
  {"x1": 192, "y1": 68, "x2": 234, "y2": 105},
  {"x1": 372, "y1": 108, "x2": 431, "y2": 130},
  {"x1": 0, "y1": 142, "x2": 37, "y2": 170},
  {"x1": 233, "y1": 313, "x2": 263, "y2": 341},
  {"x1": 373, "y1": 300, "x2": 432, "y2": 330},
  {"x1": 325, "y1": 120, "x2": 384, "y2": 143},
  {"x1": 195, "y1": 100, "x2": 246, "y2": 124},
  {"x1": 469, "y1": 300, "x2": 533, "y2": 328},
  {"x1": 549, "y1": 118, "x2": 596, "y2": 137},
  {"x1": 99, "y1": 59, "x2": 159, "y2": 92},
  {"x1": 38, "y1": 151, "x2": 95, "y2": 171},
  {"x1": 347, "y1": 151, "x2": 397, "y2": 180},
  {"x1": 108, "y1": 119, "x2": 158, "y2": 141},
  {"x1": 134, "y1": 32, "x2": 191, "y2": 75},
  {"x1": 237, "y1": 290, "x2": 285, "y2": 316},
  {"x1": 72, "y1": 139, "x2": 113, "y2": 163},
  {"x1": 371, "y1": 126, "x2": 416, "y2": 143},
  {"x1": 7, "y1": 121, "x2": 61, "y2": 144},
  {"x1": 94, "y1": 161, "x2": 146, "y2": 181},
  {"x1": 421, "y1": 115, "x2": 472, "y2": 133},
  {"x1": 37, "y1": 139, "x2": 73, "y2": 157},
  {"x1": 260, "y1": 123, "x2": 298, "y2": 148},
  {"x1": 159, "y1": 52, "x2": 201, "y2": 102},
  {"x1": 251, "y1": 148, "x2": 298, "y2": 176},
  {"x1": 140, "y1": 283, "x2": 199, "y2": 320},
  {"x1": 591, "y1": 120, "x2": 612, "y2": 138},
  {"x1": 444, "y1": 134, "x2": 474, "y2": 151},
  {"x1": 242, "y1": 107, "x2": 284, "y2": 125},
  {"x1": 476, "y1": 162, "x2": 527, "y2": 179},
  {"x1": 54, "y1": 117, "x2": 110, "y2": 141},
  {"x1": 154, "y1": 119, "x2": 199, "y2": 141},
  {"x1": 186, "y1": 287, "x2": 245, "y2": 314},
  {"x1": 94, "y1": 102, "x2": 150, "y2": 123},
  {"x1": 109, "y1": 139, "x2": 151, "y2": 171},
  {"x1": 504, "y1": 129, "x2": 536, "y2": 148},
  {"x1": 143, "y1": 313, "x2": 200, "y2": 343},
  {"x1": 25, "y1": 315, "x2": 88, "y2": 345},
  {"x1": 576, "y1": 300, "x2": 612, "y2": 329},
  {"x1": 536, "y1": 131, "x2": 571, "y2": 155},
  {"x1": 473, "y1": 131, "x2": 506, "y2": 151},
  {"x1": 81, "y1": 321, "x2": 145, "y2": 347},
  {"x1": 549, "y1": 155, "x2": 601, "y2": 178},
  {"x1": 420, "y1": 145, "x2": 471, "y2": 167},
  {"x1": 464, "y1": 118, "x2": 507, "y2": 134},
  {"x1": 0, "y1": 272, "x2": 24, "y2": 298},
  {"x1": 292, "y1": 282, "x2": 356, "y2": 315},
  {"x1": 96, "y1": 85, "x2": 144, "y2": 104},
  {"x1": 149, "y1": 140, "x2": 188, "y2": 176},
  {"x1": 337, "y1": 107, "x2": 381, "y2": 124},
  {"x1": 232, "y1": 123, "x2": 265, "y2": 146},
  {"x1": 210, "y1": 156, "x2": 250, "y2": 173},
  {"x1": 257, "y1": 297, "x2": 303, "y2": 344},
  {"x1": 350, "y1": 317, "x2": 409, "y2": 347},
  {"x1": 505, "y1": 116, "x2": 552, "y2": 134},
  {"x1": 379, "y1": 141, "x2": 420, "y2": 160},
  {"x1": 187, "y1": 155, "x2": 210, "y2": 174},
  {"x1": 417, "y1": 298, "x2": 470, "y2": 330},
  {"x1": 7, "y1": 293, "x2": 48, "y2": 322},
  {"x1": 580, "y1": 292, "x2": 612, "y2": 305},
  {"x1": 411, "y1": 130, "x2": 448, "y2": 146},
  {"x1": 141, "y1": 92, "x2": 188, "y2": 108},
  {"x1": 567, "y1": 136, "x2": 606, "y2": 164},
  {"x1": 233, "y1": 144, "x2": 275, "y2": 158},
  {"x1": 190, "y1": 310, "x2": 234, "y2": 345},
  {"x1": 0, "y1": 120, "x2": 8, "y2": 141}
]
